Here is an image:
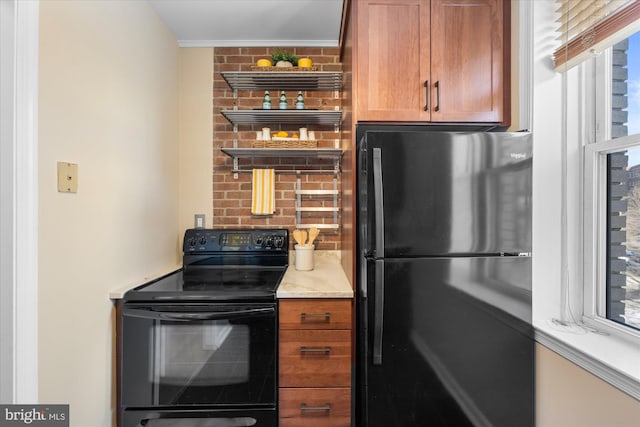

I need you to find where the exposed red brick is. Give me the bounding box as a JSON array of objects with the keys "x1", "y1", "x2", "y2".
[
  {"x1": 212, "y1": 46, "x2": 342, "y2": 247},
  {"x1": 215, "y1": 47, "x2": 242, "y2": 55},
  {"x1": 241, "y1": 47, "x2": 269, "y2": 55}
]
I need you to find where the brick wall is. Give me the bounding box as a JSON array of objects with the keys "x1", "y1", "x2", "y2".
[{"x1": 212, "y1": 47, "x2": 343, "y2": 250}]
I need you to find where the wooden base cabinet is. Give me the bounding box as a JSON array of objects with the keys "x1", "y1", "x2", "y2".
[
  {"x1": 356, "y1": 0, "x2": 509, "y2": 125},
  {"x1": 279, "y1": 299, "x2": 352, "y2": 426},
  {"x1": 279, "y1": 388, "x2": 351, "y2": 427}
]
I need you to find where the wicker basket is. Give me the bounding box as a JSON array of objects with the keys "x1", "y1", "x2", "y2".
[
  {"x1": 252, "y1": 139, "x2": 317, "y2": 149},
  {"x1": 250, "y1": 66, "x2": 318, "y2": 72}
]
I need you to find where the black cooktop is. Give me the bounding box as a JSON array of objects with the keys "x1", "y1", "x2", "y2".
[
  {"x1": 123, "y1": 228, "x2": 289, "y2": 303},
  {"x1": 123, "y1": 268, "x2": 286, "y2": 302}
]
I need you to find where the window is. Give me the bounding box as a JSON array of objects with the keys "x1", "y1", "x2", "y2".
[
  {"x1": 533, "y1": 0, "x2": 640, "y2": 398},
  {"x1": 607, "y1": 32, "x2": 640, "y2": 330},
  {"x1": 584, "y1": 30, "x2": 640, "y2": 336}
]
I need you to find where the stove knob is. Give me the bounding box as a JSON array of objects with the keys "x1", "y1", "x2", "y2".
[
  {"x1": 256, "y1": 237, "x2": 263, "y2": 245},
  {"x1": 274, "y1": 236, "x2": 284, "y2": 248},
  {"x1": 265, "y1": 237, "x2": 274, "y2": 247},
  {"x1": 199, "y1": 237, "x2": 207, "y2": 245}
]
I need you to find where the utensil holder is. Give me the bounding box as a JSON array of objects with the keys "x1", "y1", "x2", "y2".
[{"x1": 294, "y1": 244, "x2": 315, "y2": 271}]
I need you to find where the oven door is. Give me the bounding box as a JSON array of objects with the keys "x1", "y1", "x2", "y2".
[{"x1": 120, "y1": 303, "x2": 276, "y2": 408}]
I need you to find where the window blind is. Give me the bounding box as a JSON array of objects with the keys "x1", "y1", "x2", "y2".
[{"x1": 554, "y1": 0, "x2": 640, "y2": 71}]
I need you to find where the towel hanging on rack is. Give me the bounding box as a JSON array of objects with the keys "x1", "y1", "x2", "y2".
[{"x1": 251, "y1": 169, "x2": 275, "y2": 215}]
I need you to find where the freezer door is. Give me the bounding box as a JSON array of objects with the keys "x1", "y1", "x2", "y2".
[
  {"x1": 356, "y1": 256, "x2": 533, "y2": 427},
  {"x1": 358, "y1": 131, "x2": 532, "y2": 257}
]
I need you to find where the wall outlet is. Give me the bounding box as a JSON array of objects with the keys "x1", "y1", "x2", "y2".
[{"x1": 194, "y1": 214, "x2": 205, "y2": 229}]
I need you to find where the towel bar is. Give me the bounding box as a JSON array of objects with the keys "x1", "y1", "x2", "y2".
[
  {"x1": 231, "y1": 168, "x2": 338, "y2": 175},
  {"x1": 296, "y1": 189, "x2": 339, "y2": 196},
  {"x1": 296, "y1": 207, "x2": 340, "y2": 212},
  {"x1": 295, "y1": 224, "x2": 340, "y2": 230}
]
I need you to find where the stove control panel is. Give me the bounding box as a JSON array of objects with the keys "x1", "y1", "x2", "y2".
[{"x1": 183, "y1": 228, "x2": 288, "y2": 253}]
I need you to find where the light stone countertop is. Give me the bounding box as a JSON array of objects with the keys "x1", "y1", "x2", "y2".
[
  {"x1": 109, "y1": 265, "x2": 182, "y2": 299},
  {"x1": 276, "y1": 250, "x2": 354, "y2": 299},
  {"x1": 110, "y1": 251, "x2": 354, "y2": 300}
]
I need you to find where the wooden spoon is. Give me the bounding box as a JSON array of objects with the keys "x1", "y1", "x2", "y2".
[
  {"x1": 293, "y1": 229, "x2": 304, "y2": 246},
  {"x1": 308, "y1": 227, "x2": 320, "y2": 246},
  {"x1": 300, "y1": 230, "x2": 308, "y2": 246}
]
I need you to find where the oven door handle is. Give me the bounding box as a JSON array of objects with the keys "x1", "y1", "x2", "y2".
[
  {"x1": 123, "y1": 306, "x2": 275, "y2": 321},
  {"x1": 136, "y1": 416, "x2": 259, "y2": 426}
]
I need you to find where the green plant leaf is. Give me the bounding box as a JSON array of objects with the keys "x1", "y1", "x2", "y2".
[{"x1": 271, "y1": 49, "x2": 298, "y2": 66}]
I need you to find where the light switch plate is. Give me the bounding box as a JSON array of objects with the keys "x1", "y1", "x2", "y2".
[
  {"x1": 57, "y1": 162, "x2": 78, "y2": 193},
  {"x1": 194, "y1": 214, "x2": 205, "y2": 229}
]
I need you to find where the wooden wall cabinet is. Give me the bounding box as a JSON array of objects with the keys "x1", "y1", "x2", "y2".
[
  {"x1": 279, "y1": 299, "x2": 352, "y2": 426},
  {"x1": 356, "y1": 0, "x2": 509, "y2": 124}
]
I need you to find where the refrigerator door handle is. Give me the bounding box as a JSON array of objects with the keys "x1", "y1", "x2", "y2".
[
  {"x1": 372, "y1": 148, "x2": 385, "y2": 257},
  {"x1": 373, "y1": 259, "x2": 385, "y2": 365},
  {"x1": 360, "y1": 257, "x2": 368, "y2": 298}
]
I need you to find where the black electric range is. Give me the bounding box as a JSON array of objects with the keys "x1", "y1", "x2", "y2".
[
  {"x1": 122, "y1": 228, "x2": 289, "y2": 303},
  {"x1": 119, "y1": 228, "x2": 288, "y2": 427}
]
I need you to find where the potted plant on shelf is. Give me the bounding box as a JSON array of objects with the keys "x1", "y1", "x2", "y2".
[{"x1": 271, "y1": 49, "x2": 298, "y2": 67}]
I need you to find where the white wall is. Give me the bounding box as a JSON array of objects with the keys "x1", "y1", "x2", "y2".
[
  {"x1": 178, "y1": 48, "x2": 214, "y2": 234},
  {"x1": 531, "y1": 0, "x2": 564, "y2": 323},
  {"x1": 38, "y1": 1, "x2": 180, "y2": 425}
]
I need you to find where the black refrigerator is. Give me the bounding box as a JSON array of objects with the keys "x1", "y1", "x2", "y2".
[{"x1": 356, "y1": 128, "x2": 534, "y2": 427}]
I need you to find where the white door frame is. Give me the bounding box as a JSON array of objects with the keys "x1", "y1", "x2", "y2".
[{"x1": 0, "y1": 0, "x2": 39, "y2": 403}]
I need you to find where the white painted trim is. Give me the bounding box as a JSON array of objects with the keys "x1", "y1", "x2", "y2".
[
  {"x1": 0, "y1": 0, "x2": 17, "y2": 403},
  {"x1": 178, "y1": 39, "x2": 339, "y2": 48},
  {"x1": 14, "y1": 0, "x2": 39, "y2": 403},
  {"x1": 595, "y1": 49, "x2": 612, "y2": 143},
  {"x1": 518, "y1": 0, "x2": 533, "y2": 131},
  {"x1": 583, "y1": 132, "x2": 640, "y2": 342},
  {"x1": 582, "y1": 133, "x2": 600, "y2": 322}
]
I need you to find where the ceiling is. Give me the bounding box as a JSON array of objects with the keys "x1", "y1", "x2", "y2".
[{"x1": 148, "y1": 0, "x2": 345, "y2": 47}]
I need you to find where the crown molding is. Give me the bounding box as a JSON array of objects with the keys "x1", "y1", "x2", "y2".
[{"x1": 178, "y1": 39, "x2": 339, "y2": 48}]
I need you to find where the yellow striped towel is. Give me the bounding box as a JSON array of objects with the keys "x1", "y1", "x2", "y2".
[{"x1": 251, "y1": 169, "x2": 275, "y2": 215}]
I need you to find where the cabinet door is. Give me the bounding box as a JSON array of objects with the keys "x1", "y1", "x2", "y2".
[
  {"x1": 356, "y1": 0, "x2": 430, "y2": 121},
  {"x1": 430, "y1": 0, "x2": 506, "y2": 123}
]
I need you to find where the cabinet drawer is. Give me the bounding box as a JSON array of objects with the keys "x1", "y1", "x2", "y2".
[
  {"x1": 279, "y1": 387, "x2": 351, "y2": 427},
  {"x1": 279, "y1": 329, "x2": 351, "y2": 387},
  {"x1": 279, "y1": 299, "x2": 351, "y2": 330}
]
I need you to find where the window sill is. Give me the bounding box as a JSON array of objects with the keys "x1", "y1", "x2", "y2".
[{"x1": 534, "y1": 320, "x2": 640, "y2": 400}]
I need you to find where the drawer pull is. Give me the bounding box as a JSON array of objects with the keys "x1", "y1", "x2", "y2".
[
  {"x1": 300, "y1": 312, "x2": 331, "y2": 323},
  {"x1": 300, "y1": 403, "x2": 331, "y2": 413},
  {"x1": 300, "y1": 346, "x2": 331, "y2": 355}
]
